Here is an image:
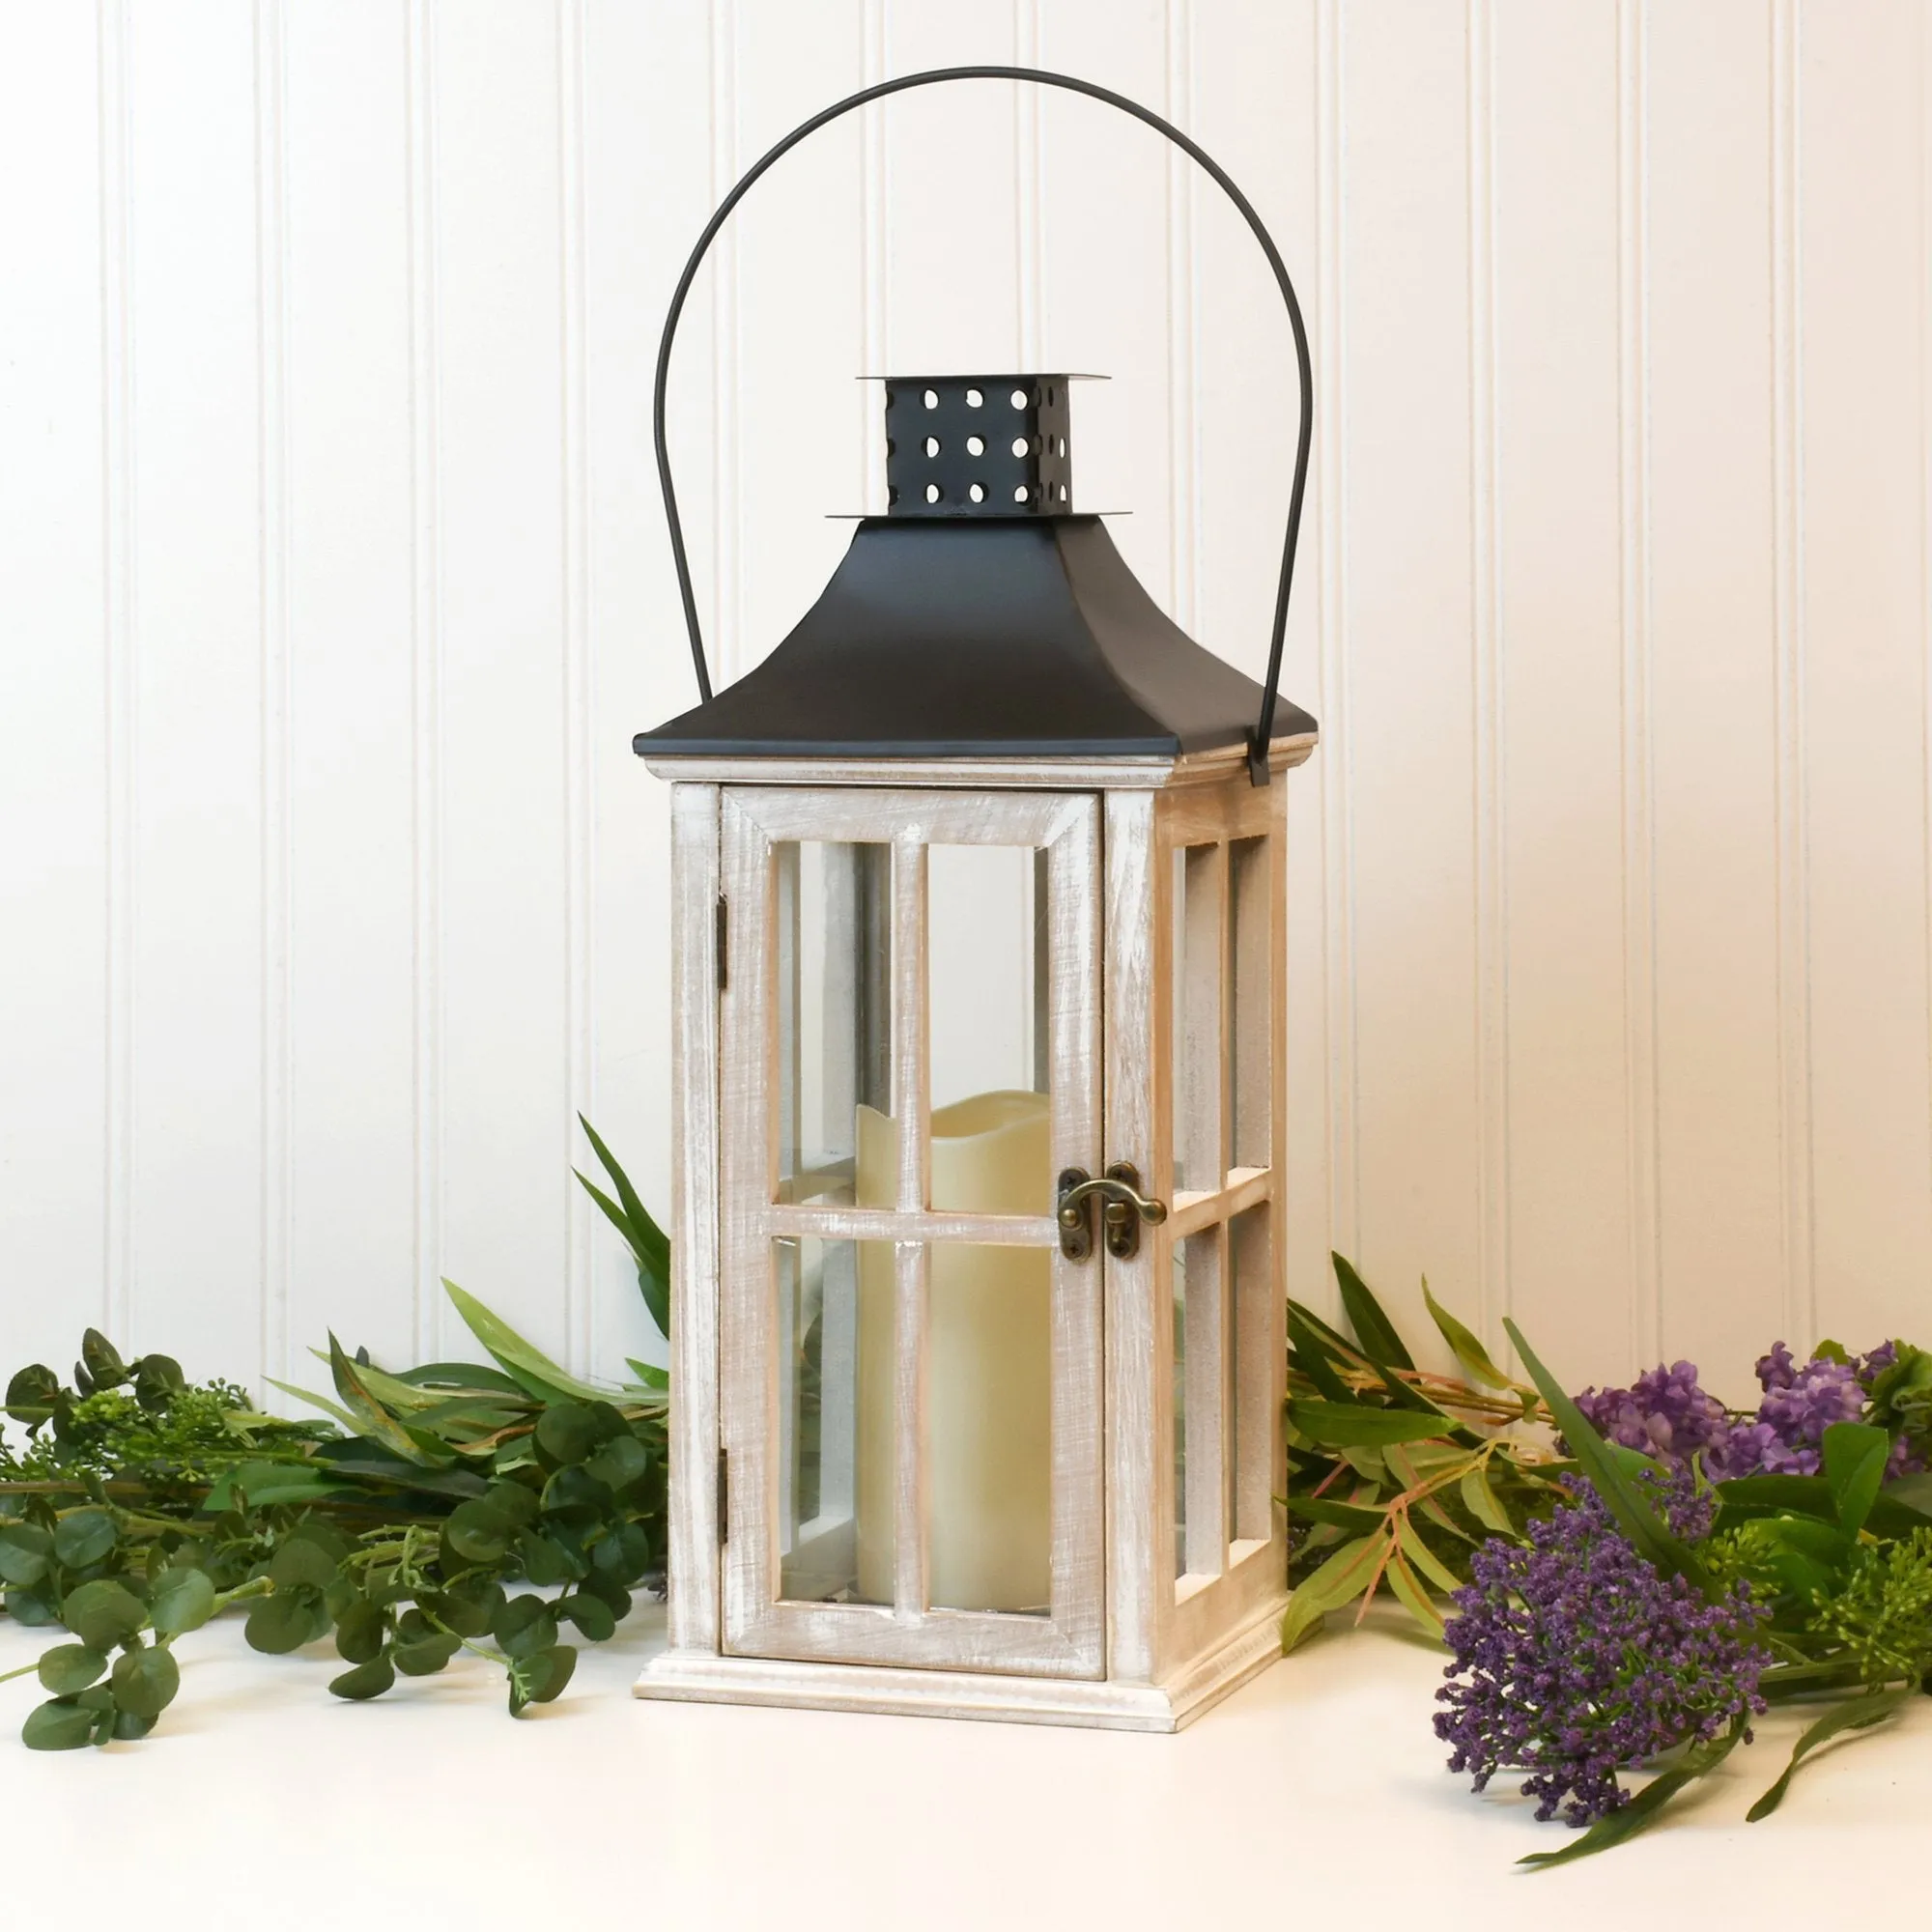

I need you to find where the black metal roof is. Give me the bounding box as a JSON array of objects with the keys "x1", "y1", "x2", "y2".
[{"x1": 633, "y1": 513, "x2": 1318, "y2": 762}]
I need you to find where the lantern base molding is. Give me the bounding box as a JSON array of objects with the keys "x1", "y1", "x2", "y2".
[{"x1": 632, "y1": 1593, "x2": 1288, "y2": 1735}]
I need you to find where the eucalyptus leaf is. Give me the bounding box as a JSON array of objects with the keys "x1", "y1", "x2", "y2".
[
  {"x1": 60, "y1": 1578, "x2": 147, "y2": 1651},
  {"x1": 80, "y1": 1329, "x2": 128, "y2": 1389},
  {"x1": 37, "y1": 1644, "x2": 108, "y2": 1695},
  {"x1": 554, "y1": 1591, "x2": 616, "y2": 1642},
  {"x1": 441, "y1": 1500, "x2": 514, "y2": 1566},
  {"x1": 535, "y1": 1403, "x2": 602, "y2": 1468},
  {"x1": 22, "y1": 1698, "x2": 98, "y2": 1752},
  {"x1": 51, "y1": 1509, "x2": 117, "y2": 1570},
  {"x1": 517, "y1": 1530, "x2": 579, "y2": 1588},
  {"x1": 1746, "y1": 1688, "x2": 1912, "y2": 1821},
  {"x1": 333, "y1": 1600, "x2": 386, "y2": 1664},
  {"x1": 244, "y1": 1591, "x2": 319, "y2": 1656},
  {"x1": 5, "y1": 1362, "x2": 61, "y2": 1424},
  {"x1": 147, "y1": 1568, "x2": 215, "y2": 1637},
  {"x1": 108, "y1": 1645, "x2": 179, "y2": 1721},
  {"x1": 393, "y1": 1634, "x2": 461, "y2": 1677},
  {"x1": 269, "y1": 1538, "x2": 337, "y2": 1593},
  {"x1": 584, "y1": 1433, "x2": 650, "y2": 1491},
  {"x1": 492, "y1": 1595, "x2": 559, "y2": 1661},
  {"x1": 0, "y1": 1521, "x2": 52, "y2": 1587},
  {"x1": 512, "y1": 1642, "x2": 578, "y2": 1712},
  {"x1": 328, "y1": 1655, "x2": 397, "y2": 1701}
]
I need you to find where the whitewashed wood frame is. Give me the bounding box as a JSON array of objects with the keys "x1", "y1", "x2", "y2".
[
  {"x1": 640, "y1": 755, "x2": 1299, "y2": 1730},
  {"x1": 1145, "y1": 774, "x2": 1292, "y2": 1683},
  {"x1": 714, "y1": 785, "x2": 1104, "y2": 1679}
]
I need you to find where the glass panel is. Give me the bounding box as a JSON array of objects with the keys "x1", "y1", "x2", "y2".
[
  {"x1": 777, "y1": 1235, "x2": 891, "y2": 1605},
  {"x1": 927, "y1": 842, "x2": 1045, "y2": 1118},
  {"x1": 1175, "y1": 1226, "x2": 1229, "y2": 1579},
  {"x1": 925, "y1": 1240, "x2": 1053, "y2": 1615},
  {"x1": 1172, "y1": 1235, "x2": 1188, "y2": 1577},
  {"x1": 1171, "y1": 843, "x2": 1225, "y2": 1193},
  {"x1": 1229, "y1": 835, "x2": 1271, "y2": 1170},
  {"x1": 1230, "y1": 1205, "x2": 1274, "y2": 1542},
  {"x1": 776, "y1": 841, "x2": 892, "y2": 1206}
]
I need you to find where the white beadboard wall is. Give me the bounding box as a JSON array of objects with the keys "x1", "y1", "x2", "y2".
[{"x1": 4, "y1": 0, "x2": 1931, "y2": 1409}]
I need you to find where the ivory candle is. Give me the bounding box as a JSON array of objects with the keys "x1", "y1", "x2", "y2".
[{"x1": 853, "y1": 1090, "x2": 1052, "y2": 1612}]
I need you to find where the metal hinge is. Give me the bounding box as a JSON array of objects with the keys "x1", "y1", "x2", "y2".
[
  {"x1": 716, "y1": 1447, "x2": 728, "y2": 1540},
  {"x1": 715, "y1": 895, "x2": 727, "y2": 991}
]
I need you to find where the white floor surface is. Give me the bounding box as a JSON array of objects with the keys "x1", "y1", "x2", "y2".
[{"x1": 1, "y1": 1600, "x2": 1922, "y2": 1927}]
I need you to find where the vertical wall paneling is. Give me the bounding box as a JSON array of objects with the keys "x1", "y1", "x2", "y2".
[
  {"x1": 559, "y1": 0, "x2": 593, "y2": 1373},
  {"x1": 708, "y1": 0, "x2": 739, "y2": 688},
  {"x1": 283, "y1": 0, "x2": 418, "y2": 1382},
  {"x1": 406, "y1": 0, "x2": 444, "y2": 1367},
  {"x1": 254, "y1": 0, "x2": 293, "y2": 1392},
  {"x1": 1617, "y1": 0, "x2": 1663, "y2": 1378},
  {"x1": 433, "y1": 1, "x2": 570, "y2": 1355},
  {"x1": 582, "y1": 0, "x2": 718, "y2": 1377},
  {"x1": 1340, "y1": 0, "x2": 1482, "y2": 1357},
  {"x1": 1034, "y1": 1, "x2": 1175, "y2": 609},
  {"x1": 0, "y1": 6, "x2": 110, "y2": 1374},
  {"x1": 728, "y1": 3, "x2": 867, "y2": 699},
  {"x1": 1165, "y1": 0, "x2": 1198, "y2": 636},
  {"x1": 126, "y1": 3, "x2": 268, "y2": 1381},
  {"x1": 1646, "y1": 0, "x2": 1785, "y2": 1396},
  {"x1": 13, "y1": 5, "x2": 1932, "y2": 1403},
  {"x1": 1467, "y1": 0, "x2": 1507, "y2": 1354},
  {"x1": 1191, "y1": 2, "x2": 1325, "y2": 1306},
  {"x1": 1311, "y1": 0, "x2": 1353, "y2": 1316},
  {"x1": 1771, "y1": 0, "x2": 1816, "y2": 1355},
  {"x1": 101, "y1": 0, "x2": 136, "y2": 1359},
  {"x1": 1490, "y1": 0, "x2": 1634, "y2": 1388},
  {"x1": 1797, "y1": 0, "x2": 1932, "y2": 1350}
]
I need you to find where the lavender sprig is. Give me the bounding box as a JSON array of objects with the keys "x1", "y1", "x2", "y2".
[{"x1": 1434, "y1": 1470, "x2": 1769, "y2": 1827}]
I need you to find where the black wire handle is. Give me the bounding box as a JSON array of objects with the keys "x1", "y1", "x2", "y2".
[{"x1": 653, "y1": 64, "x2": 1313, "y2": 786}]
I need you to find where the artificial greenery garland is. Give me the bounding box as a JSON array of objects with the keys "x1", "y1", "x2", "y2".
[
  {"x1": 0, "y1": 1122, "x2": 669, "y2": 1740},
  {"x1": 7, "y1": 1130, "x2": 1931, "y2": 1867}
]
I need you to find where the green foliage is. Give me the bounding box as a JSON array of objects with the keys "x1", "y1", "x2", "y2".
[
  {"x1": 1287, "y1": 1259, "x2": 1932, "y2": 1862},
  {"x1": 1284, "y1": 1256, "x2": 1566, "y2": 1650},
  {"x1": 575, "y1": 1115, "x2": 671, "y2": 1347},
  {"x1": 2, "y1": 1133, "x2": 671, "y2": 1751}
]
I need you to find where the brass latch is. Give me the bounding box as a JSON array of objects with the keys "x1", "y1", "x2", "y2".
[{"x1": 1056, "y1": 1163, "x2": 1169, "y2": 1262}]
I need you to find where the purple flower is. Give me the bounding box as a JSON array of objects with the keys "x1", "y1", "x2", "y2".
[
  {"x1": 1434, "y1": 1470, "x2": 1768, "y2": 1827},
  {"x1": 1576, "y1": 1342, "x2": 1923, "y2": 1481},
  {"x1": 1574, "y1": 1361, "x2": 1731, "y2": 1461}
]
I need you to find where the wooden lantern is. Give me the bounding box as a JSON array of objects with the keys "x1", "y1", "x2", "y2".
[{"x1": 630, "y1": 69, "x2": 1318, "y2": 1731}]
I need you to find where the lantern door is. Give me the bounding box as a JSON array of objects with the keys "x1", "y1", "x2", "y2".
[{"x1": 715, "y1": 786, "x2": 1104, "y2": 1679}]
